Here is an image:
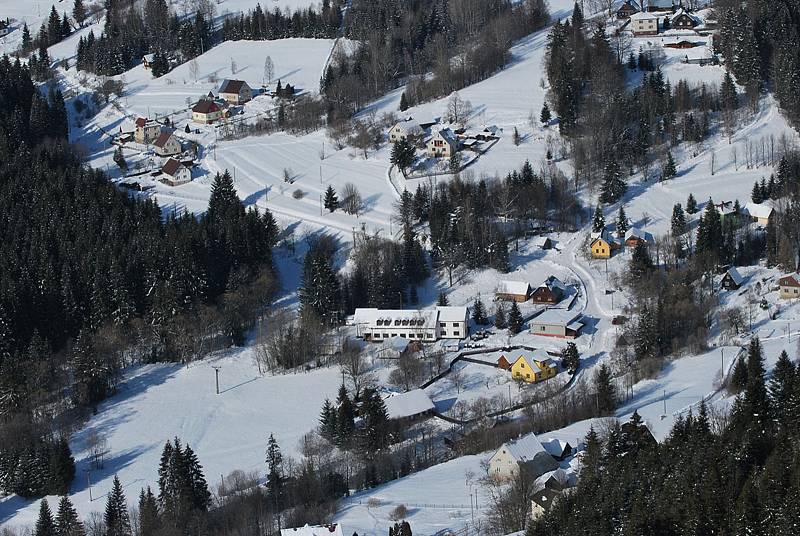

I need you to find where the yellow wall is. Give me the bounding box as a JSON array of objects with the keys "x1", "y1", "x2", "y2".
[
  {"x1": 591, "y1": 239, "x2": 611, "y2": 259},
  {"x1": 511, "y1": 356, "x2": 558, "y2": 383},
  {"x1": 533, "y1": 359, "x2": 557, "y2": 381}
]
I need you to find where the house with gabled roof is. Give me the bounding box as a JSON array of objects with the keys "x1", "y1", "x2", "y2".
[
  {"x1": 530, "y1": 488, "x2": 561, "y2": 521},
  {"x1": 426, "y1": 128, "x2": 459, "y2": 158},
  {"x1": 721, "y1": 267, "x2": 745, "y2": 290},
  {"x1": 616, "y1": 0, "x2": 640, "y2": 19},
  {"x1": 389, "y1": 119, "x2": 426, "y2": 144},
  {"x1": 509, "y1": 349, "x2": 558, "y2": 383},
  {"x1": 529, "y1": 309, "x2": 584, "y2": 339},
  {"x1": 192, "y1": 99, "x2": 223, "y2": 124},
  {"x1": 778, "y1": 273, "x2": 800, "y2": 299},
  {"x1": 488, "y1": 433, "x2": 560, "y2": 480},
  {"x1": 624, "y1": 227, "x2": 654, "y2": 248},
  {"x1": 496, "y1": 280, "x2": 532, "y2": 302},
  {"x1": 218, "y1": 79, "x2": 253, "y2": 104},
  {"x1": 531, "y1": 276, "x2": 567, "y2": 304},
  {"x1": 134, "y1": 117, "x2": 161, "y2": 144},
  {"x1": 383, "y1": 389, "x2": 435, "y2": 423},
  {"x1": 630, "y1": 11, "x2": 659, "y2": 35},
  {"x1": 353, "y1": 306, "x2": 468, "y2": 341},
  {"x1": 590, "y1": 230, "x2": 620, "y2": 258},
  {"x1": 743, "y1": 202, "x2": 774, "y2": 226},
  {"x1": 153, "y1": 130, "x2": 181, "y2": 157},
  {"x1": 670, "y1": 8, "x2": 700, "y2": 30},
  {"x1": 159, "y1": 158, "x2": 192, "y2": 186}
]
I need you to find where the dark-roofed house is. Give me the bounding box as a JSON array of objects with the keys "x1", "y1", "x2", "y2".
[
  {"x1": 616, "y1": 0, "x2": 640, "y2": 19},
  {"x1": 219, "y1": 79, "x2": 253, "y2": 104},
  {"x1": 160, "y1": 158, "x2": 191, "y2": 186},
  {"x1": 530, "y1": 488, "x2": 561, "y2": 521},
  {"x1": 134, "y1": 117, "x2": 161, "y2": 144},
  {"x1": 153, "y1": 130, "x2": 181, "y2": 157},
  {"x1": 721, "y1": 267, "x2": 745, "y2": 290},
  {"x1": 670, "y1": 8, "x2": 700, "y2": 29},
  {"x1": 192, "y1": 100, "x2": 222, "y2": 124},
  {"x1": 531, "y1": 276, "x2": 566, "y2": 305},
  {"x1": 497, "y1": 355, "x2": 513, "y2": 371}
]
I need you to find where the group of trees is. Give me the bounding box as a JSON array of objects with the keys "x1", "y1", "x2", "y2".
[
  {"x1": 0, "y1": 436, "x2": 74, "y2": 498},
  {"x1": 221, "y1": 1, "x2": 342, "y2": 41},
  {"x1": 319, "y1": 385, "x2": 393, "y2": 455},
  {"x1": 529, "y1": 338, "x2": 800, "y2": 535}
]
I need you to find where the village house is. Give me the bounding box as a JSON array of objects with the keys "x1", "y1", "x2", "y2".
[
  {"x1": 353, "y1": 306, "x2": 468, "y2": 341},
  {"x1": 497, "y1": 355, "x2": 513, "y2": 370},
  {"x1": 142, "y1": 53, "x2": 155, "y2": 69},
  {"x1": 488, "y1": 433, "x2": 560, "y2": 480},
  {"x1": 670, "y1": 8, "x2": 700, "y2": 30},
  {"x1": 530, "y1": 488, "x2": 561, "y2": 521},
  {"x1": 388, "y1": 119, "x2": 426, "y2": 144},
  {"x1": 426, "y1": 128, "x2": 459, "y2": 158},
  {"x1": 664, "y1": 39, "x2": 697, "y2": 49},
  {"x1": 542, "y1": 439, "x2": 573, "y2": 460},
  {"x1": 778, "y1": 273, "x2": 800, "y2": 299},
  {"x1": 630, "y1": 11, "x2": 659, "y2": 36},
  {"x1": 192, "y1": 99, "x2": 223, "y2": 124},
  {"x1": 375, "y1": 336, "x2": 420, "y2": 360},
  {"x1": 383, "y1": 389, "x2": 436, "y2": 424},
  {"x1": 647, "y1": 0, "x2": 676, "y2": 12},
  {"x1": 624, "y1": 227, "x2": 654, "y2": 248},
  {"x1": 616, "y1": 0, "x2": 641, "y2": 19},
  {"x1": 281, "y1": 524, "x2": 344, "y2": 536},
  {"x1": 529, "y1": 309, "x2": 584, "y2": 339},
  {"x1": 496, "y1": 280, "x2": 532, "y2": 302},
  {"x1": 159, "y1": 158, "x2": 192, "y2": 186},
  {"x1": 532, "y1": 236, "x2": 553, "y2": 250},
  {"x1": 218, "y1": 79, "x2": 253, "y2": 104},
  {"x1": 721, "y1": 267, "x2": 745, "y2": 290},
  {"x1": 743, "y1": 202, "x2": 774, "y2": 226},
  {"x1": 509, "y1": 349, "x2": 559, "y2": 383},
  {"x1": 590, "y1": 230, "x2": 620, "y2": 259},
  {"x1": 531, "y1": 276, "x2": 567, "y2": 305},
  {"x1": 134, "y1": 117, "x2": 162, "y2": 144},
  {"x1": 152, "y1": 130, "x2": 181, "y2": 157}
]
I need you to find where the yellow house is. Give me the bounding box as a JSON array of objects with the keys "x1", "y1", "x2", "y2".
[
  {"x1": 590, "y1": 231, "x2": 619, "y2": 259},
  {"x1": 510, "y1": 350, "x2": 558, "y2": 383}
]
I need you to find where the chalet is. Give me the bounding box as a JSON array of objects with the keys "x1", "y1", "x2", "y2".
[
  {"x1": 630, "y1": 11, "x2": 659, "y2": 35},
  {"x1": 624, "y1": 228, "x2": 654, "y2": 248},
  {"x1": 531, "y1": 276, "x2": 567, "y2": 305},
  {"x1": 281, "y1": 524, "x2": 344, "y2": 536},
  {"x1": 388, "y1": 119, "x2": 425, "y2": 144},
  {"x1": 383, "y1": 389, "x2": 436, "y2": 423},
  {"x1": 778, "y1": 273, "x2": 800, "y2": 299},
  {"x1": 529, "y1": 309, "x2": 584, "y2": 339},
  {"x1": 670, "y1": 9, "x2": 700, "y2": 30},
  {"x1": 353, "y1": 306, "x2": 468, "y2": 341},
  {"x1": 218, "y1": 79, "x2": 253, "y2": 104},
  {"x1": 533, "y1": 236, "x2": 553, "y2": 250},
  {"x1": 496, "y1": 280, "x2": 532, "y2": 302},
  {"x1": 497, "y1": 355, "x2": 513, "y2": 370},
  {"x1": 510, "y1": 349, "x2": 558, "y2": 383},
  {"x1": 426, "y1": 128, "x2": 459, "y2": 158},
  {"x1": 134, "y1": 117, "x2": 161, "y2": 144},
  {"x1": 647, "y1": 0, "x2": 676, "y2": 12},
  {"x1": 721, "y1": 267, "x2": 745, "y2": 290},
  {"x1": 616, "y1": 0, "x2": 640, "y2": 19},
  {"x1": 192, "y1": 100, "x2": 223, "y2": 124},
  {"x1": 153, "y1": 130, "x2": 181, "y2": 157},
  {"x1": 530, "y1": 488, "x2": 561, "y2": 521},
  {"x1": 488, "y1": 433, "x2": 560, "y2": 480},
  {"x1": 590, "y1": 231, "x2": 620, "y2": 259},
  {"x1": 475, "y1": 125, "x2": 501, "y2": 141},
  {"x1": 142, "y1": 54, "x2": 155, "y2": 69},
  {"x1": 541, "y1": 439, "x2": 573, "y2": 461},
  {"x1": 160, "y1": 158, "x2": 192, "y2": 186},
  {"x1": 743, "y1": 202, "x2": 774, "y2": 225}
]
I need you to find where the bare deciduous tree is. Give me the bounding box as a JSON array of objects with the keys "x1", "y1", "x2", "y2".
[
  {"x1": 341, "y1": 182, "x2": 364, "y2": 215},
  {"x1": 189, "y1": 58, "x2": 199, "y2": 83},
  {"x1": 446, "y1": 92, "x2": 473, "y2": 127},
  {"x1": 263, "y1": 56, "x2": 274, "y2": 85}
]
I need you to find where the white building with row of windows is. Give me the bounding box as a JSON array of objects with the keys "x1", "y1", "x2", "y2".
[{"x1": 352, "y1": 306, "x2": 469, "y2": 342}]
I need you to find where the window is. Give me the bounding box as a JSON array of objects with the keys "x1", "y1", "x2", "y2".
[
  {"x1": 453, "y1": 331, "x2": 459, "y2": 336},
  {"x1": 427, "y1": 334, "x2": 434, "y2": 339},
  {"x1": 453, "y1": 322, "x2": 459, "y2": 327},
  {"x1": 540, "y1": 326, "x2": 546, "y2": 332},
  {"x1": 526, "y1": 373, "x2": 531, "y2": 379},
  {"x1": 440, "y1": 323, "x2": 446, "y2": 328},
  {"x1": 382, "y1": 333, "x2": 388, "y2": 338},
  {"x1": 520, "y1": 363, "x2": 525, "y2": 368}
]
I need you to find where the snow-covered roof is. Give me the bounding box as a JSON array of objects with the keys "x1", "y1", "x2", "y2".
[
  {"x1": 497, "y1": 280, "x2": 531, "y2": 296},
  {"x1": 383, "y1": 389, "x2": 435, "y2": 420},
  {"x1": 392, "y1": 119, "x2": 425, "y2": 136},
  {"x1": 143, "y1": 53, "x2": 155, "y2": 63},
  {"x1": 648, "y1": 0, "x2": 675, "y2": 8},
  {"x1": 281, "y1": 524, "x2": 344, "y2": 536},
  {"x1": 432, "y1": 128, "x2": 458, "y2": 146},
  {"x1": 503, "y1": 433, "x2": 547, "y2": 462},
  {"x1": 743, "y1": 202, "x2": 774, "y2": 219},
  {"x1": 532, "y1": 236, "x2": 551, "y2": 248},
  {"x1": 670, "y1": 8, "x2": 701, "y2": 25},
  {"x1": 436, "y1": 306, "x2": 468, "y2": 322},
  {"x1": 507, "y1": 349, "x2": 556, "y2": 372},
  {"x1": 531, "y1": 488, "x2": 560, "y2": 510},
  {"x1": 531, "y1": 309, "x2": 583, "y2": 327},
  {"x1": 630, "y1": 11, "x2": 658, "y2": 20},
  {"x1": 541, "y1": 438, "x2": 571, "y2": 458},
  {"x1": 537, "y1": 275, "x2": 567, "y2": 295},
  {"x1": 383, "y1": 336, "x2": 410, "y2": 353},
  {"x1": 353, "y1": 308, "x2": 438, "y2": 330},
  {"x1": 780, "y1": 273, "x2": 800, "y2": 286},
  {"x1": 625, "y1": 227, "x2": 654, "y2": 243},
  {"x1": 724, "y1": 267, "x2": 745, "y2": 286}
]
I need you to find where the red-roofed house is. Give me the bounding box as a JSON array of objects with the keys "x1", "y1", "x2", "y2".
[
  {"x1": 192, "y1": 100, "x2": 222, "y2": 124},
  {"x1": 160, "y1": 158, "x2": 192, "y2": 186},
  {"x1": 134, "y1": 117, "x2": 161, "y2": 144},
  {"x1": 153, "y1": 130, "x2": 181, "y2": 157}
]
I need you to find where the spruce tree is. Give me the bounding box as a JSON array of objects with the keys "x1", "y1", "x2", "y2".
[
  {"x1": 56, "y1": 496, "x2": 85, "y2": 536},
  {"x1": 686, "y1": 193, "x2": 698, "y2": 214},
  {"x1": 399, "y1": 92, "x2": 409, "y2": 112},
  {"x1": 472, "y1": 297, "x2": 487, "y2": 325},
  {"x1": 494, "y1": 303, "x2": 507, "y2": 329},
  {"x1": 730, "y1": 357, "x2": 748, "y2": 392},
  {"x1": 592, "y1": 205, "x2": 605, "y2": 233},
  {"x1": 695, "y1": 200, "x2": 722, "y2": 258},
  {"x1": 751, "y1": 180, "x2": 764, "y2": 203},
  {"x1": 299, "y1": 241, "x2": 340, "y2": 325},
  {"x1": 629, "y1": 242, "x2": 654, "y2": 283},
  {"x1": 437, "y1": 292, "x2": 449, "y2": 306},
  {"x1": 507, "y1": 301, "x2": 524, "y2": 334},
  {"x1": 359, "y1": 388, "x2": 390, "y2": 453},
  {"x1": 595, "y1": 363, "x2": 617, "y2": 414},
  {"x1": 183, "y1": 444, "x2": 210, "y2": 511},
  {"x1": 768, "y1": 350, "x2": 795, "y2": 428},
  {"x1": 335, "y1": 384, "x2": 356, "y2": 446},
  {"x1": 138, "y1": 487, "x2": 159, "y2": 536},
  {"x1": 22, "y1": 23, "x2": 32, "y2": 51},
  {"x1": 35, "y1": 499, "x2": 56, "y2": 536},
  {"x1": 560, "y1": 342, "x2": 580, "y2": 373},
  {"x1": 104, "y1": 476, "x2": 131, "y2": 536},
  {"x1": 390, "y1": 139, "x2": 415, "y2": 175},
  {"x1": 671, "y1": 203, "x2": 686, "y2": 236},
  {"x1": 319, "y1": 399, "x2": 338, "y2": 441},
  {"x1": 744, "y1": 337, "x2": 771, "y2": 426},
  {"x1": 615, "y1": 205, "x2": 628, "y2": 238},
  {"x1": 265, "y1": 433, "x2": 284, "y2": 510},
  {"x1": 662, "y1": 151, "x2": 677, "y2": 180},
  {"x1": 599, "y1": 160, "x2": 626, "y2": 203},
  {"x1": 540, "y1": 102, "x2": 551, "y2": 126},
  {"x1": 324, "y1": 185, "x2": 339, "y2": 212},
  {"x1": 73, "y1": 0, "x2": 87, "y2": 27}
]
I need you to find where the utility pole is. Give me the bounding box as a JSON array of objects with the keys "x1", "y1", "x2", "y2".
[
  {"x1": 85, "y1": 470, "x2": 93, "y2": 501},
  {"x1": 663, "y1": 390, "x2": 667, "y2": 415},
  {"x1": 721, "y1": 348, "x2": 724, "y2": 381},
  {"x1": 212, "y1": 366, "x2": 221, "y2": 395}
]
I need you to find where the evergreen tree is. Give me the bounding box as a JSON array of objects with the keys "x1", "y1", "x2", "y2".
[
  {"x1": 662, "y1": 151, "x2": 677, "y2": 180},
  {"x1": 592, "y1": 205, "x2": 605, "y2": 233},
  {"x1": 595, "y1": 363, "x2": 617, "y2": 414},
  {"x1": 695, "y1": 200, "x2": 722, "y2": 258},
  {"x1": 540, "y1": 102, "x2": 551, "y2": 126},
  {"x1": 751, "y1": 180, "x2": 764, "y2": 203},
  {"x1": 628, "y1": 242, "x2": 654, "y2": 282},
  {"x1": 56, "y1": 496, "x2": 85, "y2": 536},
  {"x1": 335, "y1": 384, "x2": 356, "y2": 446},
  {"x1": 507, "y1": 301, "x2": 524, "y2": 334},
  {"x1": 137, "y1": 487, "x2": 159, "y2": 536},
  {"x1": 472, "y1": 297, "x2": 487, "y2": 325},
  {"x1": 22, "y1": 23, "x2": 32, "y2": 51},
  {"x1": 324, "y1": 185, "x2": 339, "y2": 212},
  {"x1": 391, "y1": 139, "x2": 416, "y2": 175},
  {"x1": 399, "y1": 92, "x2": 409, "y2": 112},
  {"x1": 47, "y1": 437, "x2": 76, "y2": 495},
  {"x1": 494, "y1": 303, "x2": 507, "y2": 329},
  {"x1": 730, "y1": 357, "x2": 748, "y2": 392},
  {"x1": 183, "y1": 444, "x2": 210, "y2": 511},
  {"x1": 768, "y1": 350, "x2": 795, "y2": 427},
  {"x1": 686, "y1": 193, "x2": 698, "y2": 214},
  {"x1": 437, "y1": 292, "x2": 449, "y2": 306},
  {"x1": 634, "y1": 303, "x2": 658, "y2": 360},
  {"x1": 265, "y1": 433, "x2": 284, "y2": 509},
  {"x1": 599, "y1": 160, "x2": 627, "y2": 203},
  {"x1": 359, "y1": 388, "x2": 390, "y2": 453},
  {"x1": 319, "y1": 399, "x2": 338, "y2": 441},
  {"x1": 299, "y1": 240, "x2": 340, "y2": 325},
  {"x1": 73, "y1": 0, "x2": 87, "y2": 27},
  {"x1": 104, "y1": 476, "x2": 131, "y2": 536},
  {"x1": 35, "y1": 498, "x2": 56, "y2": 536},
  {"x1": 615, "y1": 205, "x2": 628, "y2": 238},
  {"x1": 47, "y1": 6, "x2": 62, "y2": 46},
  {"x1": 744, "y1": 337, "x2": 771, "y2": 426},
  {"x1": 671, "y1": 203, "x2": 687, "y2": 236},
  {"x1": 151, "y1": 51, "x2": 170, "y2": 77},
  {"x1": 560, "y1": 342, "x2": 580, "y2": 373}
]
